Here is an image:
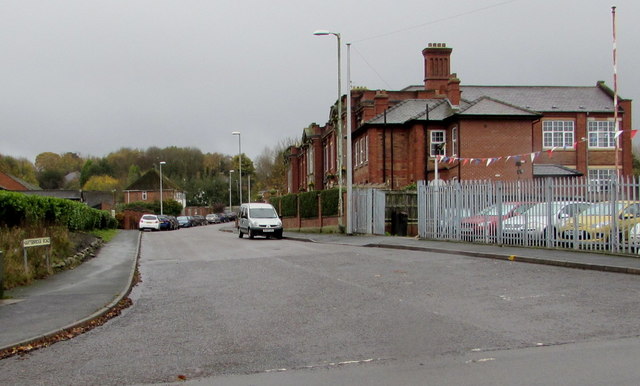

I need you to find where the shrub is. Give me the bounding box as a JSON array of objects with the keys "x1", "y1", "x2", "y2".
[
  {"x1": 280, "y1": 194, "x2": 298, "y2": 217},
  {"x1": 299, "y1": 191, "x2": 319, "y2": 219},
  {"x1": 269, "y1": 196, "x2": 282, "y2": 214},
  {"x1": 120, "y1": 199, "x2": 182, "y2": 216},
  {"x1": 0, "y1": 191, "x2": 117, "y2": 231},
  {"x1": 320, "y1": 188, "x2": 340, "y2": 217}
]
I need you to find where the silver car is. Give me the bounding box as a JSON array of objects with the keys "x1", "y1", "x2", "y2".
[{"x1": 501, "y1": 201, "x2": 592, "y2": 245}]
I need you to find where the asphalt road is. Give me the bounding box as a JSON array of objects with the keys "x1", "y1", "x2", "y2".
[{"x1": 2, "y1": 224, "x2": 640, "y2": 385}]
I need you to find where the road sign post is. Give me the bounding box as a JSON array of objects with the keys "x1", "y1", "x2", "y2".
[{"x1": 22, "y1": 237, "x2": 52, "y2": 273}]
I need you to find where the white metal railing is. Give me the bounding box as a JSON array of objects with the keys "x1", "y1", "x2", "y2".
[{"x1": 418, "y1": 176, "x2": 640, "y2": 255}]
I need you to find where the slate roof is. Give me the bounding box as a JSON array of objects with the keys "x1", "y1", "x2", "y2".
[
  {"x1": 533, "y1": 164, "x2": 583, "y2": 177},
  {"x1": 124, "y1": 169, "x2": 182, "y2": 191},
  {"x1": 365, "y1": 94, "x2": 539, "y2": 126},
  {"x1": 366, "y1": 99, "x2": 454, "y2": 125},
  {"x1": 21, "y1": 190, "x2": 82, "y2": 200},
  {"x1": 460, "y1": 85, "x2": 615, "y2": 113},
  {"x1": 399, "y1": 84, "x2": 615, "y2": 114}
]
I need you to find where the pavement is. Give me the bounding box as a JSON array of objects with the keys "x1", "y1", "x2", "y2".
[{"x1": 3, "y1": 227, "x2": 640, "y2": 355}]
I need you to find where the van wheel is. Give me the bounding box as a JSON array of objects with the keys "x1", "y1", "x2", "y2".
[
  {"x1": 238, "y1": 230, "x2": 243, "y2": 238},
  {"x1": 249, "y1": 230, "x2": 255, "y2": 239}
]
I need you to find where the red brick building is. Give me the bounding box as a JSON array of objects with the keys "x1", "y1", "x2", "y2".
[
  {"x1": 286, "y1": 43, "x2": 633, "y2": 193},
  {"x1": 123, "y1": 168, "x2": 186, "y2": 208},
  {"x1": 0, "y1": 171, "x2": 39, "y2": 191}
]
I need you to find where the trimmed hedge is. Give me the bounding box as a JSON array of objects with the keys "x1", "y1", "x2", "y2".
[
  {"x1": 121, "y1": 199, "x2": 183, "y2": 217},
  {"x1": 0, "y1": 191, "x2": 117, "y2": 231},
  {"x1": 280, "y1": 194, "x2": 298, "y2": 217},
  {"x1": 269, "y1": 196, "x2": 282, "y2": 214},
  {"x1": 299, "y1": 191, "x2": 319, "y2": 219},
  {"x1": 320, "y1": 188, "x2": 340, "y2": 217}
]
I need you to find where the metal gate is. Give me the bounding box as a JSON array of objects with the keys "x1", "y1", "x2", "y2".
[{"x1": 352, "y1": 188, "x2": 385, "y2": 235}]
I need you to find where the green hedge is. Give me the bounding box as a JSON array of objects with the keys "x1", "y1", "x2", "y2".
[
  {"x1": 269, "y1": 196, "x2": 282, "y2": 214},
  {"x1": 299, "y1": 191, "x2": 319, "y2": 219},
  {"x1": 121, "y1": 199, "x2": 183, "y2": 217},
  {"x1": 320, "y1": 188, "x2": 340, "y2": 216},
  {"x1": 280, "y1": 194, "x2": 298, "y2": 217},
  {"x1": 0, "y1": 191, "x2": 117, "y2": 231}
]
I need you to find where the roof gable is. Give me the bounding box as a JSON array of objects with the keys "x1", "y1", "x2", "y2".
[
  {"x1": 124, "y1": 169, "x2": 182, "y2": 191},
  {"x1": 0, "y1": 171, "x2": 40, "y2": 191},
  {"x1": 458, "y1": 96, "x2": 539, "y2": 116},
  {"x1": 460, "y1": 85, "x2": 614, "y2": 113}
]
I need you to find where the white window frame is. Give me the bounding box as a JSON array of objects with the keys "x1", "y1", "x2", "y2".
[
  {"x1": 307, "y1": 147, "x2": 314, "y2": 174},
  {"x1": 587, "y1": 119, "x2": 616, "y2": 149},
  {"x1": 363, "y1": 134, "x2": 368, "y2": 163},
  {"x1": 430, "y1": 130, "x2": 446, "y2": 157},
  {"x1": 355, "y1": 139, "x2": 360, "y2": 166},
  {"x1": 323, "y1": 142, "x2": 328, "y2": 172},
  {"x1": 542, "y1": 120, "x2": 574, "y2": 148},
  {"x1": 142, "y1": 191, "x2": 148, "y2": 201},
  {"x1": 451, "y1": 126, "x2": 458, "y2": 156},
  {"x1": 588, "y1": 168, "x2": 617, "y2": 192}
]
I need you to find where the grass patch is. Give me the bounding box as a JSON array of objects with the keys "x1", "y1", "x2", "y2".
[
  {"x1": 0, "y1": 225, "x2": 111, "y2": 291},
  {"x1": 89, "y1": 228, "x2": 120, "y2": 242}
]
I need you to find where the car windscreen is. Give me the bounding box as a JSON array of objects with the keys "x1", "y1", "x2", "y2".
[
  {"x1": 249, "y1": 208, "x2": 278, "y2": 218},
  {"x1": 581, "y1": 202, "x2": 625, "y2": 216},
  {"x1": 478, "y1": 203, "x2": 517, "y2": 216},
  {"x1": 142, "y1": 215, "x2": 157, "y2": 220}
]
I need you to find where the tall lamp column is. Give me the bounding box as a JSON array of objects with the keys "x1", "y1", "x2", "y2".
[
  {"x1": 314, "y1": 29, "x2": 343, "y2": 228},
  {"x1": 232, "y1": 131, "x2": 242, "y2": 204},
  {"x1": 229, "y1": 170, "x2": 234, "y2": 209},
  {"x1": 159, "y1": 161, "x2": 166, "y2": 215}
]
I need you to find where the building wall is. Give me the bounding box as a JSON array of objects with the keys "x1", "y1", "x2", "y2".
[{"x1": 458, "y1": 119, "x2": 533, "y2": 181}]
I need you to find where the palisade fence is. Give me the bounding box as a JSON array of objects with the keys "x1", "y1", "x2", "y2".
[{"x1": 418, "y1": 177, "x2": 640, "y2": 255}]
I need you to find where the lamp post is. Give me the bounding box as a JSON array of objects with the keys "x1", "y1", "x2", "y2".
[
  {"x1": 314, "y1": 29, "x2": 343, "y2": 229},
  {"x1": 346, "y1": 42, "x2": 353, "y2": 235},
  {"x1": 229, "y1": 170, "x2": 234, "y2": 209},
  {"x1": 159, "y1": 161, "x2": 166, "y2": 215},
  {"x1": 232, "y1": 131, "x2": 242, "y2": 204}
]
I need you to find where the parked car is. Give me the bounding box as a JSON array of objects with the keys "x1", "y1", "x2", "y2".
[
  {"x1": 557, "y1": 201, "x2": 640, "y2": 247},
  {"x1": 192, "y1": 215, "x2": 207, "y2": 226},
  {"x1": 501, "y1": 201, "x2": 592, "y2": 245},
  {"x1": 218, "y1": 213, "x2": 228, "y2": 223},
  {"x1": 158, "y1": 215, "x2": 179, "y2": 230},
  {"x1": 139, "y1": 214, "x2": 161, "y2": 231},
  {"x1": 206, "y1": 213, "x2": 221, "y2": 224},
  {"x1": 177, "y1": 215, "x2": 196, "y2": 228},
  {"x1": 237, "y1": 203, "x2": 283, "y2": 239},
  {"x1": 460, "y1": 202, "x2": 535, "y2": 241}
]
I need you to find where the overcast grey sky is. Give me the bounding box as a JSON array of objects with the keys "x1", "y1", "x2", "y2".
[{"x1": 1, "y1": 0, "x2": 638, "y2": 163}]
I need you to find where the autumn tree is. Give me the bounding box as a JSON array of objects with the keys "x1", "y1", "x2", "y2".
[
  {"x1": 0, "y1": 154, "x2": 38, "y2": 186},
  {"x1": 82, "y1": 175, "x2": 119, "y2": 191}
]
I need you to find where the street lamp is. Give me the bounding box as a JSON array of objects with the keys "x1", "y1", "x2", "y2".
[
  {"x1": 159, "y1": 161, "x2": 166, "y2": 215},
  {"x1": 229, "y1": 170, "x2": 234, "y2": 209},
  {"x1": 232, "y1": 131, "x2": 242, "y2": 204},
  {"x1": 346, "y1": 42, "x2": 353, "y2": 235},
  {"x1": 314, "y1": 29, "x2": 343, "y2": 229}
]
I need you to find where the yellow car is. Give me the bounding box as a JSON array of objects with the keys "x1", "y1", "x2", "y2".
[{"x1": 557, "y1": 201, "x2": 640, "y2": 246}]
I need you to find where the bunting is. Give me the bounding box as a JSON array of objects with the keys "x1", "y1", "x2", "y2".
[{"x1": 432, "y1": 129, "x2": 638, "y2": 168}]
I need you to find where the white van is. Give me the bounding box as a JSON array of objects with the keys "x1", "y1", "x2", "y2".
[{"x1": 237, "y1": 203, "x2": 283, "y2": 239}]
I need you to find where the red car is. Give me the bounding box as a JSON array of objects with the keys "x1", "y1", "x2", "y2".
[{"x1": 460, "y1": 202, "x2": 535, "y2": 241}]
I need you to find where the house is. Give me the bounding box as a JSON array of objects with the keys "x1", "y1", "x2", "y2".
[
  {"x1": 0, "y1": 171, "x2": 40, "y2": 191},
  {"x1": 286, "y1": 43, "x2": 633, "y2": 192},
  {"x1": 123, "y1": 168, "x2": 186, "y2": 209}
]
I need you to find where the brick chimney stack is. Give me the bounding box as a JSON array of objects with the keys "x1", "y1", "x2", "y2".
[
  {"x1": 447, "y1": 73, "x2": 461, "y2": 107},
  {"x1": 373, "y1": 90, "x2": 389, "y2": 115},
  {"x1": 422, "y1": 43, "x2": 452, "y2": 98}
]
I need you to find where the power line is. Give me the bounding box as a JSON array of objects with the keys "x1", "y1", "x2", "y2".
[{"x1": 352, "y1": 0, "x2": 521, "y2": 43}]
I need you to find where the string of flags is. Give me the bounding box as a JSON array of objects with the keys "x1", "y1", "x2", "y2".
[{"x1": 436, "y1": 129, "x2": 638, "y2": 166}]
